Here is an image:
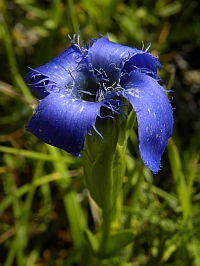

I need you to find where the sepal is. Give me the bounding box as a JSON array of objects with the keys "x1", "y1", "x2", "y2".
[{"x1": 81, "y1": 117, "x2": 124, "y2": 210}]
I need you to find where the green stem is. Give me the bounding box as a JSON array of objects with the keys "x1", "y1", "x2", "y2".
[{"x1": 99, "y1": 207, "x2": 115, "y2": 256}]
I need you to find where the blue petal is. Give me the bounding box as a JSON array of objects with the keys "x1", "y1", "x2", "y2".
[
  {"x1": 26, "y1": 93, "x2": 104, "y2": 156},
  {"x1": 121, "y1": 71, "x2": 173, "y2": 173},
  {"x1": 27, "y1": 42, "x2": 97, "y2": 99},
  {"x1": 89, "y1": 37, "x2": 161, "y2": 85}
]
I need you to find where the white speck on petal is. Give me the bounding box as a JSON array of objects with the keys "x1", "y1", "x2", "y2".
[
  {"x1": 148, "y1": 107, "x2": 150, "y2": 113},
  {"x1": 79, "y1": 106, "x2": 84, "y2": 112},
  {"x1": 127, "y1": 88, "x2": 140, "y2": 98}
]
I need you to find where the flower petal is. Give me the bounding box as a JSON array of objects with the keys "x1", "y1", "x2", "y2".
[
  {"x1": 121, "y1": 71, "x2": 173, "y2": 173},
  {"x1": 89, "y1": 37, "x2": 161, "y2": 85},
  {"x1": 26, "y1": 93, "x2": 104, "y2": 156},
  {"x1": 27, "y1": 42, "x2": 97, "y2": 98}
]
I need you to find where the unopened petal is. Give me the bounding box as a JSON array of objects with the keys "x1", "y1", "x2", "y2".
[
  {"x1": 121, "y1": 71, "x2": 173, "y2": 173},
  {"x1": 26, "y1": 93, "x2": 103, "y2": 156}
]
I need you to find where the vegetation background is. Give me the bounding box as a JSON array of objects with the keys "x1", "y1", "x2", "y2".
[{"x1": 0, "y1": 0, "x2": 200, "y2": 265}]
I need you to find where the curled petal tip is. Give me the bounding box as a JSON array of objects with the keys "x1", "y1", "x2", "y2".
[{"x1": 122, "y1": 71, "x2": 173, "y2": 173}]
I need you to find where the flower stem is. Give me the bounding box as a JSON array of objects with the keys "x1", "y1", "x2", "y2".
[{"x1": 99, "y1": 208, "x2": 114, "y2": 257}]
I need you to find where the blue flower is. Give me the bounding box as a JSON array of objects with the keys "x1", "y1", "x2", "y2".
[{"x1": 26, "y1": 35, "x2": 173, "y2": 173}]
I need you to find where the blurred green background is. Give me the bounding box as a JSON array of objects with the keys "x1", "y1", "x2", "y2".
[{"x1": 0, "y1": 0, "x2": 200, "y2": 265}]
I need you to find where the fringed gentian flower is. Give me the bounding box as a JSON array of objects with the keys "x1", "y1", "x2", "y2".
[{"x1": 26, "y1": 35, "x2": 173, "y2": 174}]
